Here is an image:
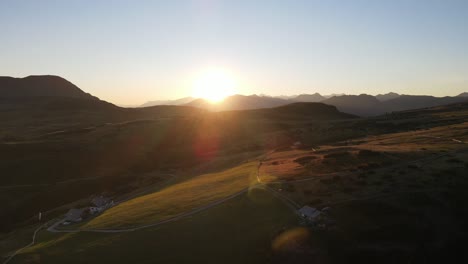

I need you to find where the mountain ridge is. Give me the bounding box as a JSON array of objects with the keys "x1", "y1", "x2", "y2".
[
  {"x1": 2, "y1": 75, "x2": 467, "y2": 117},
  {"x1": 0, "y1": 75, "x2": 98, "y2": 100}
]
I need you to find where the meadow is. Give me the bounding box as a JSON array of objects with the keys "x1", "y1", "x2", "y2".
[
  {"x1": 85, "y1": 161, "x2": 259, "y2": 229},
  {"x1": 12, "y1": 189, "x2": 298, "y2": 264}
]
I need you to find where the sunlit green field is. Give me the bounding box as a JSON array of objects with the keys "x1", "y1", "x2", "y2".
[
  {"x1": 85, "y1": 161, "x2": 259, "y2": 229},
  {"x1": 13, "y1": 189, "x2": 297, "y2": 264}
]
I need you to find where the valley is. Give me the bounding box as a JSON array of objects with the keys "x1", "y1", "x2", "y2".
[{"x1": 1, "y1": 76, "x2": 468, "y2": 263}]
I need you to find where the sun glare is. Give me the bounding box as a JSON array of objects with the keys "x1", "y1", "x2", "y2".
[{"x1": 193, "y1": 68, "x2": 237, "y2": 102}]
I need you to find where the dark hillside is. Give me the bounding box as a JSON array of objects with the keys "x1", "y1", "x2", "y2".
[{"x1": 0, "y1": 75, "x2": 96, "y2": 99}]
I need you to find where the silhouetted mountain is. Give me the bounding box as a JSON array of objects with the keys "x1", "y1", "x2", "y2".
[
  {"x1": 382, "y1": 95, "x2": 468, "y2": 113},
  {"x1": 457, "y1": 92, "x2": 468, "y2": 97},
  {"x1": 321, "y1": 94, "x2": 468, "y2": 116},
  {"x1": 273, "y1": 95, "x2": 297, "y2": 100},
  {"x1": 323, "y1": 93, "x2": 346, "y2": 99},
  {"x1": 322, "y1": 94, "x2": 382, "y2": 116},
  {"x1": 0, "y1": 75, "x2": 97, "y2": 99},
  {"x1": 221, "y1": 95, "x2": 287, "y2": 110},
  {"x1": 247, "y1": 102, "x2": 356, "y2": 120},
  {"x1": 294, "y1": 93, "x2": 325, "y2": 102},
  {"x1": 184, "y1": 98, "x2": 213, "y2": 109},
  {"x1": 376, "y1": 92, "x2": 400, "y2": 101},
  {"x1": 183, "y1": 92, "x2": 468, "y2": 116},
  {"x1": 216, "y1": 102, "x2": 356, "y2": 124},
  {"x1": 185, "y1": 94, "x2": 288, "y2": 111},
  {"x1": 140, "y1": 97, "x2": 195, "y2": 107}
]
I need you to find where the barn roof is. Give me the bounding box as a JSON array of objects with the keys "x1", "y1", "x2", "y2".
[
  {"x1": 65, "y1": 208, "x2": 85, "y2": 221},
  {"x1": 298, "y1": 206, "x2": 321, "y2": 219}
]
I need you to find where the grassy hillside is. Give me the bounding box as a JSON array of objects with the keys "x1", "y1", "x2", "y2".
[
  {"x1": 1, "y1": 98, "x2": 358, "y2": 231},
  {"x1": 253, "y1": 110, "x2": 468, "y2": 262},
  {"x1": 85, "y1": 161, "x2": 259, "y2": 229},
  {"x1": 11, "y1": 189, "x2": 298, "y2": 264}
]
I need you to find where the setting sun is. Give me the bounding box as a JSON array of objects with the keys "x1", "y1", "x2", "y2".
[{"x1": 192, "y1": 68, "x2": 237, "y2": 102}]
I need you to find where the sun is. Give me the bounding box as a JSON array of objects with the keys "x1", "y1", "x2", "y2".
[{"x1": 192, "y1": 68, "x2": 237, "y2": 102}]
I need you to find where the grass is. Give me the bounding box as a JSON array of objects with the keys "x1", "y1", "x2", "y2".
[
  {"x1": 0, "y1": 224, "x2": 42, "y2": 262},
  {"x1": 13, "y1": 189, "x2": 298, "y2": 264},
  {"x1": 85, "y1": 161, "x2": 259, "y2": 229}
]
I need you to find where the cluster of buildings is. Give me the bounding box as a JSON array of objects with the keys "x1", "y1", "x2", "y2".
[{"x1": 63, "y1": 196, "x2": 114, "y2": 225}]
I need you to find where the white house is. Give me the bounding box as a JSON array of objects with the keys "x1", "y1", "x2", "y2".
[{"x1": 298, "y1": 206, "x2": 321, "y2": 222}]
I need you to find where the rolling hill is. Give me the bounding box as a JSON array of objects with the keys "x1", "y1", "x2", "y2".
[
  {"x1": 0, "y1": 75, "x2": 97, "y2": 100},
  {"x1": 140, "y1": 97, "x2": 195, "y2": 107},
  {"x1": 376, "y1": 92, "x2": 400, "y2": 101},
  {"x1": 294, "y1": 93, "x2": 326, "y2": 102},
  {"x1": 323, "y1": 94, "x2": 468, "y2": 116},
  {"x1": 0, "y1": 76, "x2": 357, "y2": 234},
  {"x1": 144, "y1": 92, "x2": 468, "y2": 117},
  {"x1": 185, "y1": 94, "x2": 288, "y2": 111},
  {"x1": 322, "y1": 94, "x2": 382, "y2": 116}
]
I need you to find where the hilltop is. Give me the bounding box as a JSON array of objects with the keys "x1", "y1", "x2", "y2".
[
  {"x1": 0, "y1": 76, "x2": 355, "y2": 234},
  {"x1": 0, "y1": 75, "x2": 97, "y2": 100}
]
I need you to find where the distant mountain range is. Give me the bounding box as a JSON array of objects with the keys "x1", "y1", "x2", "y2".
[
  {"x1": 140, "y1": 97, "x2": 195, "y2": 107},
  {"x1": 376, "y1": 92, "x2": 400, "y2": 101},
  {"x1": 143, "y1": 92, "x2": 468, "y2": 116},
  {"x1": 1, "y1": 75, "x2": 467, "y2": 117}
]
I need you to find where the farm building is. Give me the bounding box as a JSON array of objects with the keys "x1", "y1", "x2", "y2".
[
  {"x1": 89, "y1": 206, "x2": 103, "y2": 215},
  {"x1": 91, "y1": 196, "x2": 111, "y2": 208},
  {"x1": 65, "y1": 208, "x2": 85, "y2": 222},
  {"x1": 89, "y1": 195, "x2": 114, "y2": 215},
  {"x1": 298, "y1": 206, "x2": 321, "y2": 222}
]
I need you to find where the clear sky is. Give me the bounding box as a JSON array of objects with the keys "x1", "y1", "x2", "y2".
[{"x1": 1, "y1": 0, "x2": 467, "y2": 105}]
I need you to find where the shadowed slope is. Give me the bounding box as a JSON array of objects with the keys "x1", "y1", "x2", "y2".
[{"x1": 0, "y1": 75, "x2": 96, "y2": 99}]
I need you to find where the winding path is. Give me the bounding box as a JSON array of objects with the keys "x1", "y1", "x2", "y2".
[
  {"x1": 2, "y1": 222, "x2": 48, "y2": 264},
  {"x1": 47, "y1": 188, "x2": 250, "y2": 233}
]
